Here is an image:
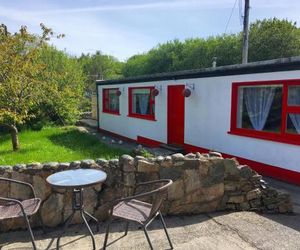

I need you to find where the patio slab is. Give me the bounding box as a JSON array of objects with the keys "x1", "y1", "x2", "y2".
[{"x1": 1, "y1": 211, "x2": 300, "y2": 250}]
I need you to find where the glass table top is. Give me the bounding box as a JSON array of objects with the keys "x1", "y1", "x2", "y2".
[{"x1": 46, "y1": 169, "x2": 107, "y2": 188}]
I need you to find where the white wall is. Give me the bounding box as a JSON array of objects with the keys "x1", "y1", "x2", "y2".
[
  {"x1": 184, "y1": 70, "x2": 300, "y2": 173},
  {"x1": 98, "y1": 70, "x2": 300, "y2": 173},
  {"x1": 98, "y1": 82, "x2": 168, "y2": 143}
]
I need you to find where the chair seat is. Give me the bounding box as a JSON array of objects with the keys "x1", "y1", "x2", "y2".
[
  {"x1": 0, "y1": 198, "x2": 41, "y2": 220},
  {"x1": 113, "y1": 199, "x2": 152, "y2": 223}
]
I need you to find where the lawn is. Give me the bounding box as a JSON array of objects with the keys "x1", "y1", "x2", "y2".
[{"x1": 0, "y1": 126, "x2": 128, "y2": 165}]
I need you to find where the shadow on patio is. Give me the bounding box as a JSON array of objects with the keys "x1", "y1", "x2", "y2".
[{"x1": 1, "y1": 211, "x2": 300, "y2": 250}]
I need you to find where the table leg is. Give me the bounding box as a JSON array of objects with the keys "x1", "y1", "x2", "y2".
[
  {"x1": 83, "y1": 210, "x2": 100, "y2": 232},
  {"x1": 81, "y1": 211, "x2": 96, "y2": 250},
  {"x1": 56, "y1": 211, "x2": 75, "y2": 250},
  {"x1": 56, "y1": 188, "x2": 98, "y2": 250}
]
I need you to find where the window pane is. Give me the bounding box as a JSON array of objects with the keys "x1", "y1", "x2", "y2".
[
  {"x1": 237, "y1": 85, "x2": 282, "y2": 132},
  {"x1": 288, "y1": 86, "x2": 300, "y2": 106},
  {"x1": 103, "y1": 89, "x2": 119, "y2": 112},
  {"x1": 132, "y1": 89, "x2": 152, "y2": 115},
  {"x1": 286, "y1": 113, "x2": 300, "y2": 134},
  {"x1": 108, "y1": 90, "x2": 119, "y2": 111}
]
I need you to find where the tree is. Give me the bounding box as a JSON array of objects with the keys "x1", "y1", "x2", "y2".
[
  {"x1": 37, "y1": 46, "x2": 85, "y2": 125},
  {"x1": 78, "y1": 51, "x2": 123, "y2": 112},
  {"x1": 79, "y1": 51, "x2": 123, "y2": 93},
  {"x1": 122, "y1": 18, "x2": 300, "y2": 77},
  {"x1": 248, "y1": 18, "x2": 300, "y2": 62},
  {"x1": 122, "y1": 53, "x2": 149, "y2": 77},
  {"x1": 0, "y1": 24, "x2": 61, "y2": 150},
  {"x1": 146, "y1": 40, "x2": 185, "y2": 73}
]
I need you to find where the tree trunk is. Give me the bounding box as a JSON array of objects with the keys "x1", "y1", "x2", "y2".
[{"x1": 10, "y1": 125, "x2": 20, "y2": 151}]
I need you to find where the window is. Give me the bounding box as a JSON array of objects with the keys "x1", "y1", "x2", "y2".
[
  {"x1": 230, "y1": 79, "x2": 300, "y2": 145},
  {"x1": 128, "y1": 87, "x2": 155, "y2": 120},
  {"x1": 102, "y1": 88, "x2": 120, "y2": 115}
]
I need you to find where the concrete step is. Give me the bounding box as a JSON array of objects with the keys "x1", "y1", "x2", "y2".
[{"x1": 160, "y1": 143, "x2": 185, "y2": 154}]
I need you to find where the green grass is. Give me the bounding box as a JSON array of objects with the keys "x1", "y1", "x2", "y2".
[{"x1": 0, "y1": 126, "x2": 128, "y2": 165}]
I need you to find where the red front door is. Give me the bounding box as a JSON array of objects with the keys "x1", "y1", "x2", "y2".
[{"x1": 167, "y1": 85, "x2": 185, "y2": 145}]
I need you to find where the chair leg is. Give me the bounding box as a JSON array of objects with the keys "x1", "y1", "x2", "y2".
[
  {"x1": 103, "y1": 218, "x2": 112, "y2": 250},
  {"x1": 23, "y1": 214, "x2": 37, "y2": 250},
  {"x1": 124, "y1": 221, "x2": 129, "y2": 236},
  {"x1": 159, "y1": 212, "x2": 173, "y2": 249},
  {"x1": 143, "y1": 226, "x2": 154, "y2": 250}
]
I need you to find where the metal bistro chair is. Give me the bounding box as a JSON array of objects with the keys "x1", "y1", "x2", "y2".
[
  {"x1": 103, "y1": 179, "x2": 173, "y2": 250},
  {"x1": 0, "y1": 177, "x2": 42, "y2": 250}
]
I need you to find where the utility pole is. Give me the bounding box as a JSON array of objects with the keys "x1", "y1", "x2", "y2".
[{"x1": 242, "y1": 0, "x2": 250, "y2": 64}]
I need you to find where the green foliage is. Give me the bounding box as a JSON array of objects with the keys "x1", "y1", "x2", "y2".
[
  {"x1": 37, "y1": 46, "x2": 85, "y2": 124},
  {"x1": 0, "y1": 23, "x2": 85, "y2": 129},
  {"x1": 78, "y1": 51, "x2": 124, "y2": 112},
  {"x1": 0, "y1": 24, "x2": 50, "y2": 128},
  {"x1": 0, "y1": 24, "x2": 85, "y2": 150},
  {"x1": 79, "y1": 51, "x2": 124, "y2": 93},
  {"x1": 146, "y1": 39, "x2": 185, "y2": 73},
  {"x1": 0, "y1": 126, "x2": 128, "y2": 165},
  {"x1": 122, "y1": 35, "x2": 242, "y2": 77},
  {"x1": 122, "y1": 54, "x2": 149, "y2": 77},
  {"x1": 123, "y1": 18, "x2": 300, "y2": 77},
  {"x1": 139, "y1": 148, "x2": 154, "y2": 158},
  {"x1": 131, "y1": 146, "x2": 154, "y2": 158},
  {"x1": 249, "y1": 18, "x2": 300, "y2": 61}
]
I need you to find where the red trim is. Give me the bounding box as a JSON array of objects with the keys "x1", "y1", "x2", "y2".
[
  {"x1": 98, "y1": 126, "x2": 300, "y2": 185},
  {"x1": 230, "y1": 81, "x2": 238, "y2": 132},
  {"x1": 98, "y1": 128, "x2": 163, "y2": 147},
  {"x1": 127, "y1": 114, "x2": 156, "y2": 121},
  {"x1": 98, "y1": 128, "x2": 136, "y2": 143},
  {"x1": 103, "y1": 110, "x2": 121, "y2": 115},
  {"x1": 230, "y1": 79, "x2": 300, "y2": 146},
  {"x1": 184, "y1": 143, "x2": 300, "y2": 186},
  {"x1": 228, "y1": 130, "x2": 300, "y2": 146},
  {"x1": 137, "y1": 136, "x2": 161, "y2": 147},
  {"x1": 128, "y1": 86, "x2": 155, "y2": 121},
  {"x1": 102, "y1": 88, "x2": 120, "y2": 114}
]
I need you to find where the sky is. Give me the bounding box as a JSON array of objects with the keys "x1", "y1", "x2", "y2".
[{"x1": 0, "y1": 0, "x2": 299, "y2": 61}]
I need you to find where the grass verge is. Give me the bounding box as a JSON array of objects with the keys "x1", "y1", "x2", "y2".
[{"x1": 0, "y1": 126, "x2": 128, "y2": 165}]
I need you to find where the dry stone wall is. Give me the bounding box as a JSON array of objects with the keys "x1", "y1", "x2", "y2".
[{"x1": 0, "y1": 152, "x2": 293, "y2": 232}]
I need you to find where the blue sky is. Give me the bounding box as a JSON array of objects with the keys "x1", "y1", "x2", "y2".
[{"x1": 1, "y1": 0, "x2": 299, "y2": 61}]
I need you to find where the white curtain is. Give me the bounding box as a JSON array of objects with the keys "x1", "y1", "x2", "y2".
[
  {"x1": 138, "y1": 94, "x2": 149, "y2": 114},
  {"x1": 288, "y1": 86, "x2": 300, "y2": 134},
  {"x1": 109, "y1": 94, "x2": 118, "y2": 110},
  {"x1": 237, "y1": 88, "x2": 244, "y2": 128},
  {"x1": 244, "y1": 86, "x2": 276, "y2": 131},
  {"x1": 289, "y1": 114, "x2": 300, "y2": 134}
]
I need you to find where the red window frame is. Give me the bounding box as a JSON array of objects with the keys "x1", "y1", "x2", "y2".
[
  {"x1": 229, "y1": 79, "x2": 300, "y2": 146},
  {"x1": 102, "y1": 88, "x2": 120, "y2": 115},
  {"x1": 128, "y1": 86, "x2": 156, "y2": 121}
]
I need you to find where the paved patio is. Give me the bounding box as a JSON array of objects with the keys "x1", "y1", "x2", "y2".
[{"x1": 1, "y1": 211, "x2": 300, "y2": 250}]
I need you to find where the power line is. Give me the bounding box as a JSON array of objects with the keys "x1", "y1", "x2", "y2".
[{"x1": 224, "y1": 0, "x2": 238, "y2": 34}]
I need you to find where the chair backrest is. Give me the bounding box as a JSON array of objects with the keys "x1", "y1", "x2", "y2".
[{"x1": 147, "y1": 179, "x2": 172, "y2": 220}]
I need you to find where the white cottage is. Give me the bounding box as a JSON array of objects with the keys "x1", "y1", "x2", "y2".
[{"x1": 96, "y1": 57, "x2": 300, "y2": 185}]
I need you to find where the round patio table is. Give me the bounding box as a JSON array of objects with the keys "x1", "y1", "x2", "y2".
[{"x1": 46, "y1": 169, "x2": 107, "y2": 250}]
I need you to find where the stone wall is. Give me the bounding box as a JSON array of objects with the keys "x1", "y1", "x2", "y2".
[{"x1": 0, "y1": 152, "x2": 293, "y2": 232}]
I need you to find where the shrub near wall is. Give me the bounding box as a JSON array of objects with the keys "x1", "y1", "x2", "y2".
[{"x1": 0, "y1": 152, "x2": 293, "y2": 232}]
